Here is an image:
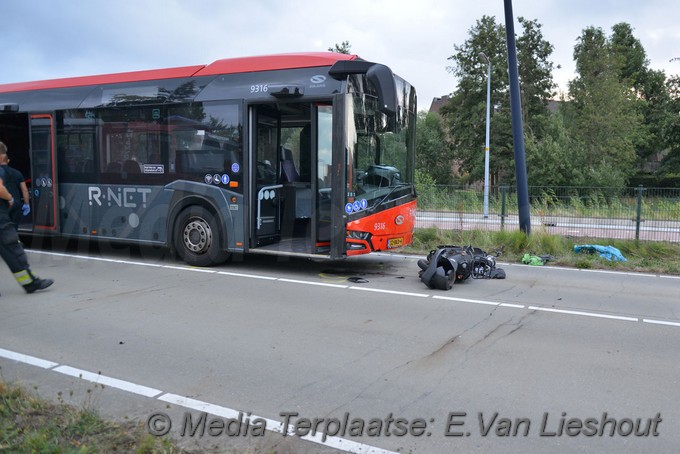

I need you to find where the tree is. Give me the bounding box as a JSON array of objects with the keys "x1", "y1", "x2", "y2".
[
  {"x1": 658, "y1": 75, "x2": 680, "y2": 174},
  {"x1": 609, "y1": 23, "x2": 647, "y2": 85},
  {"x1": 435, "y1": 17, "x2": 677, "y2": 189},
  {"x1": 525, "y1": 111, "x2": 587, "y2": 187},
  {"x1": 416, "y1": 111, "x2": 455, "y2": 184},
  {"x1": 516, "y1": 17, "x2": 558, "y2": 134},
  {"x1": 441, "y1": 16, "x2": 510, "y2": 186},
  {"x1": 609, "y1": 23, "x2": 669, "y2": 166},
  {"x1": 565, "y1": 26, "x2": 645, "y2": 187},
  {"x1": 328, "y1": 41, "x2": 352, "y2": 54},
  {"x1": 440, "y1": 15, "x2": 556, "y2": 187}
]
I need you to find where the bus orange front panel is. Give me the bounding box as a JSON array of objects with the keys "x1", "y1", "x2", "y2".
[{"x1": 345, "y1": 200, "x2": 416, "y2": 256}]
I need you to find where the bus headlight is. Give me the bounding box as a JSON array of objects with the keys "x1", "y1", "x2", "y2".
[{"x1": 347, "y1": 230, "x2": 371, "y2": 240}]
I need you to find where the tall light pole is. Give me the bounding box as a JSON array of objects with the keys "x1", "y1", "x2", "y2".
[
  {"x1": 504, "y1": 0, "x2": 531, "y2": 234},
  {"x1": 479, "y1": 52, "x2": 491, "y2": 218}
]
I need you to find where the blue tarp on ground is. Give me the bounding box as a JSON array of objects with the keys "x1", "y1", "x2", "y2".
[{"x1": 574, "y1": 244, "x2": 628, "y2": 262}]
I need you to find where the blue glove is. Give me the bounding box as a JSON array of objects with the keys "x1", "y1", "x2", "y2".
[{"x1": 22, "y1": 203, "x2": 30, "y2": 216}]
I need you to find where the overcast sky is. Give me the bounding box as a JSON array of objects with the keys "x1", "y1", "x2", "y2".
[{"x1": 2, "y1": 0, "x2": 679, "y2": 111}]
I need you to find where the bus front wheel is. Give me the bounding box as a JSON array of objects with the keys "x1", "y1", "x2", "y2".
[{"x1": 174, "y1": 206, "x2": 230, "y2": 267}]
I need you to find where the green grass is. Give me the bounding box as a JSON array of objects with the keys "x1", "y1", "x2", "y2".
[
  {"x1": 415, "y1": 185, "x2": 680, "y2": 221},
  {"x1": 404, "y1": 227, "x2": 680, "y2": 275},
  {"x1": 0, "y1": 380, "x2": 185, "y2": 453}
]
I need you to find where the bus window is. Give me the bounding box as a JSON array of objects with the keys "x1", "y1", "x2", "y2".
[
  {"x1": 255, "y1": 116, "x2": 278, "y2": 185},
  {"x1": 168, "y1": 102, "x2": 243, "y2": 191},
  {"x1": 57, "y1": 111, "x2": 96, "y2": 179},
  {"x1": 96, "y1": 106, "x2": 166, "y2": 178}
]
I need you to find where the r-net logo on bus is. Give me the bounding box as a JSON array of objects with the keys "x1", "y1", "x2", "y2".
[{"x1": 88, "y1": 186, "x2": 152, "y2": 209}]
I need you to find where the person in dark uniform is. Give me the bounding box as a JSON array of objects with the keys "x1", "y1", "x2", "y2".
[
  {"x1": 0, "y1": 141, "x2": 53, "y2": 295},
  {"x1": 0, "y1": 146, "x2": 30, "y2": 225}
]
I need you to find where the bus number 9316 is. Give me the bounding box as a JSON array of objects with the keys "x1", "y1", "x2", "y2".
[{"x1": 250, "y1": 84, "x2": 268, "y2": 93}]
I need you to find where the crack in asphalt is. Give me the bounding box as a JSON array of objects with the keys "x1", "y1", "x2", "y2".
[{"x1": 320, "y1": 307, "x2": 535, "y2": 417}]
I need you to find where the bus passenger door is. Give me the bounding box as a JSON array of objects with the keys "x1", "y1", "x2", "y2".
[
  {"x1": 327, "y1": 98, "x2": 347, "y2": 259},
  {"x1": 252, "y1": 110, "x2": 281, "y2": 246},
  {"x1": 29, "y1": 114, "x2": 59, "y2": 231}
]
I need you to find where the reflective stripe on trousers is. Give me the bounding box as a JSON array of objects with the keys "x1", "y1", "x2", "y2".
[{"x1": 14, "y1": 269, "x2": 34, "y2": 286}]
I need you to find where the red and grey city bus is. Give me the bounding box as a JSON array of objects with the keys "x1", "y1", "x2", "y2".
[{"x1": 0, "y1": 52, "x2": 417, "y2": 266}]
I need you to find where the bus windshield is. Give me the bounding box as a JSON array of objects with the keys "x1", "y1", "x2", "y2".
[{"x1": 347, "y1": 90, "x2": 415, "y2": 212}]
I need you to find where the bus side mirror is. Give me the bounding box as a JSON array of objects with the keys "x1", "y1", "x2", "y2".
[
  {"x1": 366, "y1": 64, "x2": 397, "y2": 116},
  {"x1": 329, "y1": 60, "x2": 398, "y2": 115}
]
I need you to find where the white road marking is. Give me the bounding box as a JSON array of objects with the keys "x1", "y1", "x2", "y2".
[
  {"x1": 160, "y1": 393, "x2": 397, "y2": 453},
  {"x1": 643, "y1": 319, "x2": 680, "y2": 327},
  {"x1": 0, "y1": 346, "x2": 398, "y2": 454},
  {"x1": 159, "y1": 393, "x2": 280, "y2": 426},
  {"x1": 163, "y1": 265, "x2": 216, "y2": 273},
  {"x1": 217, "y1": 271, "x2": 277, "y2": 280},
  {"x1": 53, "y1": 365, "x2": 163, "y2": 397},
  {"x1": 26, "y1": 249, "x2": 680, "y2": 329},
  {"x1": 349, "y1": 286, "x2": 429, "y2": 298},
  {"x1": 278, "y1": 278, "x2": 348, "y2": 288},
  {"x1": 433, "y1": 295, "x2": 501, "y2": 306},
  {"x1": 583, "y1": 269, "x2": 657, "y2": 278},
  {"x1": 0, "y1": 347, "x2": 58, "y2": 369},
  {"x1": 527, "y1": 306, "x2": 638, "y2": 322}
]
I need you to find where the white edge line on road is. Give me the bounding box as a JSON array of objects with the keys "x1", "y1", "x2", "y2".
[
  {"x1": 151, "y1": 393, "x2": 400, "y2": 454},
  {"x1": 53, "y1": 365, "x2": 163, "y2": 398},
  {"x1": 503, "y1": 262, "x2": 662, "y2": 278},
  {"x1": 278, "y1": 278, "x2": 348, "y2": 288},
  {"x1": 583, "y1": 269, "x2": 657, "y2": 278},
  {"x1": 0, "y1": 346, "x2": 398, "y2": 454},
  {"x1": 216, "y1": 271, "x2": 277, "y2": 280},
  {"x1": 643, "y1": 319, "x2": 680, "y2": 327},
  {"x1": 159, "y1": 393, "x2": 281, "y2": 428},
  {"x1": 33, "y1": 248, "x2": 680, "y2": 280},
  {"x1": 349, "y1": 286, "x2": 429, "y2": 298},
  {"x1": 0, "y1": 347, "x2": 59, "y2": 369},
  {"x1": 26, "y1": 249, "x2": 680, "y2": 328},
  {"x1": 118, "y1": 261, "x2": 164, "y2": 268},
  {"x1": 431, "y1": 296, "x2": 525, "y2": 310},
  {"x1": 528, "y1": 306, "x2": 638, "y2": 322},
  {"x1": 432, "y1": 295, "x2": 499, "y2": 306},
  {"x1": 162, "y1": 265, "x2": 217, "y2": 273},
  {"x1": 157, "y1": 393, "x2": 396, "y2": 454}
]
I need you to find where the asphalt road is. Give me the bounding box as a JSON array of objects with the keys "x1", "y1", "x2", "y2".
[{"x1": 1, "y1": 241, "x2": 679, "y2": 453}]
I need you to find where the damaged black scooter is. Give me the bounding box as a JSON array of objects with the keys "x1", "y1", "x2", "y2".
[{"x1": 417, "y1": 245, "x2": 506, "y2": 290}]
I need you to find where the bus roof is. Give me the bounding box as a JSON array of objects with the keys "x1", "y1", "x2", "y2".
[{"x1": 0, "y1": 52, "x2": 359, "y2": 94}]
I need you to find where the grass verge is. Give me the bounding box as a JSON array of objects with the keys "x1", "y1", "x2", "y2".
[
  {"x1": 0, "y1": 380, "x2": 186, "y2": 453},
  {"x1": 403, "y1": 227, "x2": 680, "y2": 275}
]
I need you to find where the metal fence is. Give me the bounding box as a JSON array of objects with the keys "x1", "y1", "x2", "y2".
[{"x1": 415, "y1": 185, "x2": 680, "y2": 243}]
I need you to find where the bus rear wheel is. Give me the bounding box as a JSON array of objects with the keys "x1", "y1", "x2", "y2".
[{"x1": 174, "y1": 206, "x2": 229, "y2": 267}]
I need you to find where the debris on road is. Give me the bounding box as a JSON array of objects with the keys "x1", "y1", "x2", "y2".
[
  {"x1": 417, "y1": 245, "x2": 506, "y2": 290},
  {"x1": 521, "y1": 253, "x2": 556, "y2": 266},
  {"x1": 574, "y1": 244, "x2": 628, "y2": 262}
]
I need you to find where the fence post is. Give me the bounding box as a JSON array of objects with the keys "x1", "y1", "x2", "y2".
[
  {"x1": 635, "y1": 185, "x2": 644, "y2": 240},
  {"x1": 501, "y1": 186, "x2": 508, "y2": 230}
]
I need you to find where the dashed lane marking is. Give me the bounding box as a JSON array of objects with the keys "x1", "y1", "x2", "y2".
[
  {"x1": 0, "y1": 349, "x2": 397, "y2": 454},
  {"x1": 28, "y1": 249, "x2": 680, "y2": 330}
]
